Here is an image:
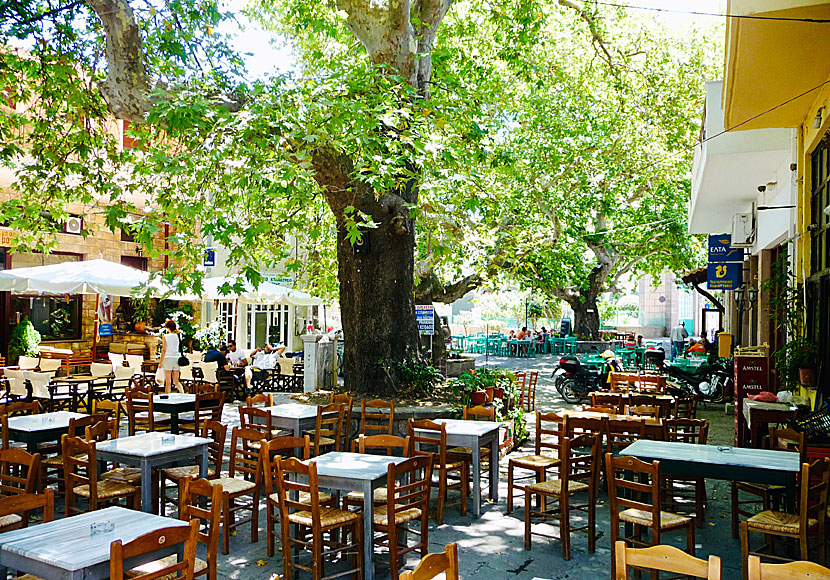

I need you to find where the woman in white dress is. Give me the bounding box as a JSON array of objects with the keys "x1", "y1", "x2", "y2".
[{"x1": 160, "y1": 319, "x2": 184, "y2": 393}]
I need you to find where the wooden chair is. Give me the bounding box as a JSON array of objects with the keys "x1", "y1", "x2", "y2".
[
  {"x1": 0, "y1": 447, "x2": 41, "y2": 531},
  {"x1": 210, "y1": 427, "x2": 262, "y2": 555},
  {"x1": 160, "y1": 420, "x2": 227, "y2": 515},
  {"x1": 606, "y1": 418, "x2": 646, "y2": 455},
  {"x1": 732, "y1": 427, "x2": 806, "y2": 538},
  {"x1": 638, "y1": 374, "x2": 666, "y2": 394},
  {"x1": 0, "y1": 488, "x2": 54, "y2": 532},
  {"x1": 628, "y1": 405, "x2": 661, "y2": 419},
  {"x1": 674, "y1": 395, "x2": 699, "y2": 419},
  {"x1": 747, "y1": 555, "x2": 830, "y2": 580},
  {"x1": 179, "y1": 392, "x2": 224, "y2": 435},
  {"x1": 408, "y1": 419, "x2": 467, "y2": 525},
  {"x1": 126, "y1": 384, "x2": 171, "y2": 435},
  {"x1": 741, "y1": 458, "x2": 830, "y2": 580},
  {"x1": 110, "y1": 519, "x2": 200, "y2": 580},
  {"x1": 507, "y1": 411, "x2": 565, "y2": 514},
  {"x1": 330, "y1": 393, "x2": 354, "y2": 449},
  {"x1": 448, "y1": 405, "x2": 497, "y2": 485},
  {"x1": 582, "y1": 405, "x2": 619, "y2": 414},
  {"x1": 664, "y1": 418, "x2": 709, "y2": 527},
  {"x1": 0, "y1": 400, "x2": 39, "y2": 416},
  {"x1": 237, "y1": 405, "x2": 282, "y2": 441},
  {"x1": 40, "y1": 413, "x2": 108, "y2": 494},
  {"x1": 246, "y1": 393, "x2": 273, "y2": 407},
  {"x1": 524, "y1": 433, "x2": 600, "y2": 559},
  {"x1": 361, "y1": 398, "x2": 395, "y2": 436},
  {"x1": 344, "y1": 435, "x2": 411, "y2": 510},
  {"x1": 373, "y1": 454, "x2": 433, "y2": 580},
  {"x1": 614, "y1": 542, "x2": 722, "y2": 580},
  {"x1": 62, "y1": 435, "x2": 140, "y2": 515},
  {"x1": 606, "y1": 453, "x2": 695, "y2": 579},
  {"x1": 274, "y1": 456, "x2": 363, "y2": 580},
  {"x1": 609, "y1": 372, "x2": 639, "y2": 392},
  {"x1": 92, "y1": 398, "x2": 123, "y2": 425},
  {"x1": 308, "y1": 402, "x2": 345, "y2": 457},
  {"x1": 399, "y1": 543, "x2": 459, "y2": 580},
  {"x1": 590, "y1": 392, "x2": 623, "y2": 412},
  {"x1": 520, "y1": 371, "x2": 538, "y2": 412}
]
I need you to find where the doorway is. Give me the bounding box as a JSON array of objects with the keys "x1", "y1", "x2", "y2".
[{"x1": 701, "y1": 309, "x2": 722, "y2": 342}]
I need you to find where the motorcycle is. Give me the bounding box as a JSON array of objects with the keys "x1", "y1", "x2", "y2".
[
  {"x1": 552, "y1": 350, "x2": 622, "y2": 404},
  {"x1": 644, "y1": 348, "x2": 733, "y2": 402}
]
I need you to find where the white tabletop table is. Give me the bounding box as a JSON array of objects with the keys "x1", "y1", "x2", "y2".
[
  {"x1": 308, "y1": 451, "x2": 408, "y2": 580},
  {"x1": 96, "y1": 432, "x2": 211, "y2": 513},
  {"x1": 423, "y1": 418, "x2": 501, "y2": 517},
  {"x1": 0, "y1": 506, "x2": 189, "y2": 580},
  {"x1": 7, "y1": 411, "x2": 87, "y2": 453},
  {"x1": 153, "y1": 393, "x2": 197, "y2": 434},
  {"x1": 264, "y1": 403, "x2": 334, "y2": 438}
]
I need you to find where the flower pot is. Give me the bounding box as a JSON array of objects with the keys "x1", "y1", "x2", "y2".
[
  {"x1": 485, "y1": 386, "x2": 495, "y2": 403},
  {"x1": 799, "y1": 367, "x2": 816, "y2": 388},
  {"x1": 470, "y1": 391, "x2": 487, "y2": 406},
  {"x1": 133, "y1": 321, "x2": 147, "y2": 334},
  {"x1": 493, "y1": 387, "x2": 505, "y2": 399}
]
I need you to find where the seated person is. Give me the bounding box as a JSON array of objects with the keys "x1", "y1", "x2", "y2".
[
  {"x1": 685, "y1": 339, "x2": 707, "y2": 355},
  {"x1": 517, "y1": 326, "x2": 529, "y2": 340},
  {"x1": 227, "y1": 339, "x2": 248, "y2": 367},
  {"x1": 203, "y1": 345, "x2": 231, "y2": 372}
]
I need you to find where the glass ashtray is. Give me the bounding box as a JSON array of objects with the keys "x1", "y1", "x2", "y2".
[
  {"x1": 161, "y1": 435, "x2": 176, "y2": 445},
  {"x1": 90, "y1": 520, "x2": 115, "y2": 535},
  {"x1": 717, "y1": 445, "x2": 732, "y2": 453},
  {"x1": 41, "y1": 416, "x2": 56, "y2": 423},
  {"x1": 159, "y1": 395, "x2": 169, "y2": 399}
]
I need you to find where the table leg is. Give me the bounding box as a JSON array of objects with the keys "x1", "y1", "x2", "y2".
[
  {"x1": 141, "y1": 460, "x2": 153, "y2": 513},
  {"x1": 26, "y1": 438, "x2": 37, "y2": 454},
  {"x1": 489, "y1": 437, "x2": 499, "y2": 502},
  {"x1": 199, "y1": 448, "x2": 209, "y2": 479},
  {"x1": 362, "y1": 480, "x2": 374, "y2": 580},
  {"x1": 472, "y1": 442, "x2": 481, "y2": 517},
  {"x1": 170, "y1": 411, "x2": 179, "y2": 435}
]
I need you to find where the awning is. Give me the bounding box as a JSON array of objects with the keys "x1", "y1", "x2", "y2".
[
  {"x1": 168, "y1": 276, "x2": 323, "y2": 306},
  {"x1": 0, "y1": 259, "x2": 154, "y2": 297}
]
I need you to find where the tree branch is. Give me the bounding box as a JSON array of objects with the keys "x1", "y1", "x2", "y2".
[{"x1": 558, "y1": 0, "x2": 615, "y2": 68}]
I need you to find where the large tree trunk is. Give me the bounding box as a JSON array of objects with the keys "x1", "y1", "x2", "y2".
[{"x1": 566, "y1": 294, "x2": 601, "y2": 339}]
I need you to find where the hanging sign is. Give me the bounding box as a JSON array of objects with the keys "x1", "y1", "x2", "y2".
[
  {"x1": 416, "y1": 305, "x2": 435, "y2": 336},
  {"x1": 708, "y1": 234, "x2": 743, "y2": 262},
  {"x1": 98, "y1": 294, "x2": 113, "y2": 336},
  {"x1": 707, "y1": 262, "x2": 743, "y2": 291},
  {"x1": 204, "y1": 248, "x2": 216, "y2": 267}
]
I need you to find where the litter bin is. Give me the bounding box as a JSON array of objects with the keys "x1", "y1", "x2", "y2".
[{"x1": 717, "y1": 332, "x2": 732, "y2": 358}]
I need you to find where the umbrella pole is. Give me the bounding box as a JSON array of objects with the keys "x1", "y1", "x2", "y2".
[{"x1": 91, "y1": 294, "x2": 100, "y2": 361}]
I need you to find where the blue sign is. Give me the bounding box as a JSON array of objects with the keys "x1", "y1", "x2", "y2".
[
  {"x1": 204, "y1": 248, "x2": 216, "y2": 267},
  {"x1": 415, "y1": 304, "x2": 434, "y2": 336},
  {"x1": 708, "y1": 234, "x2": 743, "y2": 262},
  {"x1": 707, "y1": 262, "x2": 743, "y2": 291},
  {"x1": 98, "y1": 323, "x2": 113, "y2": 337}
]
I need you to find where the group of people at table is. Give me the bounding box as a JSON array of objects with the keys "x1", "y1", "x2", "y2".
[{"x1": 0, "y1": 356, "x2": 823, "y2": 580}]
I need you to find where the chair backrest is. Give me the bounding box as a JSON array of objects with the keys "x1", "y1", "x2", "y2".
[
  {"x1": 312, "y1": 403, "x2": 344, "y2": 456},
  {"x1": 627, "y1": 405, "x2": 661, "y2": 419},
  {"x1": 628, "y1": 393, "x2": 655, "y2": 407},
  {"x1": 639, "y1": 374, "x2": 666, "y2": 394},
  {"x1": 124, "y1": 354, "x2": 144, "y2": 371},
  {"x1": 606, "y1": 418, "x2": 646, "y2": 453},
  {"x1": 566, "y1": 415, "x2": 608, "y2": 446},
  {"x1": 356, "y1": 434, "x2": 410, "y2": 457},
  {"x1": 238, "y1": 405, "x2": 274, "y2": 439},
  {"x1": 228, "y1": 427, "x2": 264, "y2": 484},
  {"x1": 615, "y1": 542, "x2": 722, "y2": 580},
  {"x1": 0, "y1": 488, "x2": 54, "y2": 528},
  {"x1": 25, "y1": 371, "x2": 52, "y2": 399},
  {"x1": 582, "y1": 405, "x2": 618, "y2": 414},
  {"x1": 246, "y1": 393, "x2": 273, "y2": 407},
  {"x1": 90, "y1": 362, "x2": 114, "y2": 378},
  {"x1": 408, "y1": 419, "x2": 448, "y2": 466},
  {"x1": 201, "y1": 420, "x2": 227, "y2": 477},
  {"x1": 590, "y1": 392, "x2": 623, "y2": 412},
  {"x1": 107, "y1": 352, "x2": 124, "y2": 371},
  {"x1": 179, "y1": 478, "x2": 222, "y2": 580},
  {"x1": 38, "y1": 358, "x2": 62, "y2": 373},
  {"x1": 674, "y1": 395, "x2": 698, "y2": 419},
  {"x1": 562, "y1": 433, "x2": 600, "y2": 492},
  {"x1": 126, "y1": 384, "x2": 154, "y2": 435},
  {"x1": 191, "y1": 392, "x2": 224, "y2": 434},
  {"x1": 330, "y1": 393, "x2": 353, "y2": 449},
  {"x1": 274, "y1": 456, "x2": 323, "y2": 528},
  {"x1": 399, "y1": 543, "x2": 459, "y2": 580},
  {"x1": 62, "y1": 435, "x2": 97, "y2": 513},
  {"x1": 0, "y1": 400, "x2": 39, "y2": 416},
  {"x1": 769, "y1": 427, "x2": 806, "y2": 465},
  {"x1": 68, "y1": 413, "x2": 109, "y2": 437},
  {"x1": 110, "y1": 519, "x2": 199, "y2": 580},
  {"x1": 194, "y1": 364, "x2": 217, "y2": 385},
  {"x1": 665, "y1": 418, "x2": 709, "y2": 445},
  {"x1": 113, "y1": 364, "x2": 135, "y2": 380},
  {"x1": 384, "y1": 454, "x2": 432, "y2": 529},
  {"x1": 92, "y1": 399, "x2": 122, "y2": 424},
  {"x1": 536, "y1": 412, "x2": 566, "y2": 456},
  {"x1": 17, "y1": 356, "x2": 39, "y2": 370},
  {"x1": 86, "y1": 418, "x2": 119, "y2": 442},
  {"x1": 361, "y1": 398, "x2": 395, "y2": 436},
  {"x1": 463, "y1": 405, "x2": 495, "y2": 421},
  {"x1": 524, "y1": 371, "x2": 538, "y2": 411},
  {"x1": 801, "y1": 458, "x2": 830, "y2": 529},
  {"x1": 260, "y1": 435, "x2": 311, "y2": 495},
  {"x1": 747, "y1": 555, "x2": 830, "y2": 580},
  {"x1": 0, "y1": 447, "x2": 40, "y2": 495},
  {"x1": 606, "y1": 453, "x2": 663, "y2": 530},
  {"x1": 4, "y1": 370, "x2": 28, "y2": 398}
]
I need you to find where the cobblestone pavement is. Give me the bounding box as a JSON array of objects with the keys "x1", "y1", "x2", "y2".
[{"x1": 204, "y1": 352, "x2": 747, "y2": 580}]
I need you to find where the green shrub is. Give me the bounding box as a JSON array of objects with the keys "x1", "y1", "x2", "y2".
[
  {"x1": 396, "y1": 360, "x2": 443, "y2": 397},
  {"x1": 9, "y1": 318, "x2": 41, "y2": 364}
]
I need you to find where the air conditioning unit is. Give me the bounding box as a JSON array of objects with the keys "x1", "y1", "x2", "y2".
[
  {"x1": 731, "y1": 211, "x2": 755, "y2": 247},
  {"x1": 64, "y1": 216, "x2": 83, "y2": 235}
]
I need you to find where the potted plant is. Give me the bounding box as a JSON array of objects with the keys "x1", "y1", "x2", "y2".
[
  {"x1": 8, "y1": 317, "x2": 41, "y2": 364},
  {"x1": 129, "y1": 297, "x2": 153, "y2": 334},
  {"x1": 774, "y1": 338, "x2": 819, "y2": 389}
]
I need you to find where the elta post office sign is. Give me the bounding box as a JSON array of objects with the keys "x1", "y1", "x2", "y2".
[{"x1": 708, "y1": 234, "x2": 743, "y2": 263}]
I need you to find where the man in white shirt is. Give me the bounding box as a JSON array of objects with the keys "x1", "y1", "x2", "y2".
[
  {"x1": 669, "y1": 321, "x2": 689, "y2": 361},
  {"x1": 227, "y1": 340, "x2": 248, "y2": 367}
]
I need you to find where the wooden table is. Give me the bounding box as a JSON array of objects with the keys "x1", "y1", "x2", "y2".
[
  {"x1": 424, "y1": 419, "x2": 501, "y2": 517},
  {"x1": 264, "y1": 403, "x2": 333, "y2": 438},
  {"x1": 6, "y1": 411, "x2": 87, "y2": 453},
  {"x1": 96, "y1": 432, "x2": 211, "y2": 513},
  {"x1": 154, "y1": 393, "x2": 196, "y2": 434},
  {"x1": 0, "y1": 506, "x2": 189, "y2": 580},
  {"x1": 742, "y1": 399, "x2": 798, "y2": 448},
  {"x1": 621, "y1": 439, "x2": 801, "y2": 508},
  {"x1": 308, "y1": 452, "x2": 408, "y2": 580}
]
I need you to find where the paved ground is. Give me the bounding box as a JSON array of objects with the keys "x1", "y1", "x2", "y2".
[{"x1": 201, "y1": 352, "x2": 748, "y2": 580}]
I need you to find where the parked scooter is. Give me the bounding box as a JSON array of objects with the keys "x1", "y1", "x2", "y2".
[
  {"x1": 644, "y1": 348, "x2": 733, "y2": 402},
  {"x1": 552, "y1": 350, "x2": 622, "y2": 404}
]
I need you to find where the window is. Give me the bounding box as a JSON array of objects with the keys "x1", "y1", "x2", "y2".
[
  {"x1": 12, "y1": 295, "x2": 81, "y2": 341},
  {"x1": 120, "y1": 256, "x2": 147, "y2": 271},
  {"x1": 244, "y1": 304, "x2": 289, "y2": 350},
  {"x1": 810, "y1": 140, "x2": 830, "y2": 275},
  {"x1": 218, "y1": 301, "x2": 236, "y2": 344}
]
